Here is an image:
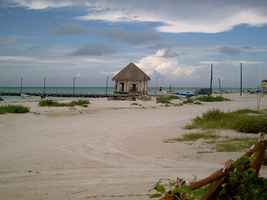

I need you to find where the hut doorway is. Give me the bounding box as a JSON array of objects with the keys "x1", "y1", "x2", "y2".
[
  {"x1": 131, "y1": 84, "x2": 137, "y2": 92},
  {"x1": 120, "y1": 82, "x2": 125, "y2": 92}
]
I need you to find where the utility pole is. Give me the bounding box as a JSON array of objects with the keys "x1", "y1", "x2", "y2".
[
  {"x1": 72, "y1": 77, "x2": 76, "y2": 97},
  {"x1": 209, "y1": 64, "x2": 213, "y2": 95},
  {"x1": 105, "y1": 76, "x2": 109, "y2": 96},
  {"x1": 43, "y1": 77, "x2": 46, "y2": 97},
  {"x1": 240, "y1": 63, "x2": 243, "y2": 96},
  {"x1": 20, "y1": 77, "x2": 23, "y2": 94},
  {"x1": 218, "y1": 78, "x2": 222, "y2": 92}
]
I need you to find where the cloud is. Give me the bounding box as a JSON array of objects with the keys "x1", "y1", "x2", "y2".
[
  {"x1": 0, "y1": 55, "x2": 113, "y2": 65},
  {"x1": 217, "y1": 46, "x2": 267, "y2": 55},
  {"x1": 70, "y1": 44, "x2": 115, "y2": 56},
  {"x1": 0, "y1": 37, "x2": 17, "y2": 45},
  {"x1": 8, "y1": 1, "x2": 267, "y2": 33},
  {"x1": 138, "y1": 49, "x2": 196, "y2": 79},
  {"x1": 52, "y1": 23, "x2": 88, "y2": 35}
]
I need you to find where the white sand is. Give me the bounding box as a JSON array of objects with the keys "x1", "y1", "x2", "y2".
[{"x1": 0, "y1": 94, "x2": 266, "y2": 200}]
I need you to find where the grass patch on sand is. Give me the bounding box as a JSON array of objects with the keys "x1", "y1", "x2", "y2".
[
  {"x1": 39, "y1": 99, "x2": 90, "y2": 107},
  {"x1": 185, "y1": 109, "x2": 267, "y2": 133},
  {"x1": 164, "y1": 130, "x2": 257, "y2": 152},
  {"x1": 156, "y1": 96, "x2": 178, "y2": 104},
  {"x1": 194, "y1": 95, "x2": 230, "y2": 102},
  {"x1": 164, "y1": 130, "x2": 219, "y2": 143},
  {"x1": 0, "y1": 105, "x2": 30, "y2": 114},
  {"x1": 216, "y1": 138, "x2": 257, "y2": 152}
]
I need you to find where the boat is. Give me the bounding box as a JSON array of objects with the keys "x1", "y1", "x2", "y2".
[
  {"x1": 176, "y1": 90, "x2": 194, "y2": 98},
  {"x1": 20, "y1": 93, "x2": 30, "y2": 98}
]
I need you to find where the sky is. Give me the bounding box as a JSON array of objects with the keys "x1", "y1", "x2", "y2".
[{"x1": 0, "y1": 0, "x2": 267, "y2": 88}]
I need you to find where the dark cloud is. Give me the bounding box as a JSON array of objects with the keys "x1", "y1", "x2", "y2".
[
  {"x1": 0, "y1": 37, "x2": 16, "y2": 45},
  {"x1": 96, "y1": 27, "x2": 161, "y2": 45},
  {"x1": 218, "y1": 46, "x2": 243, "y2": 55},
  {"x1": 6, "y1": 0, "x2": 267, "y2": 34},
  {"x1": 217, "y1": 46, "x2": 267, "y2": 55},
  {"x1": 52, "y1": 23, "x2": 161, "y2": 45},
  {"x1": 52, "y1": 23, "x2": 88, "y2": 35},
  {"x1": 70, "y1": 44, "x2": 115, "y2": 56}
]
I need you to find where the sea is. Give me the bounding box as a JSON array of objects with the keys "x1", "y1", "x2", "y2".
[{"x1": 0, "y1": 86, "x2": 243, "y2": 96}]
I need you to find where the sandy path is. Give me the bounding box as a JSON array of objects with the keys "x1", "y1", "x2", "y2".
[{"x1": 0, "y1": 94, "x2": 266, "y2": 199}]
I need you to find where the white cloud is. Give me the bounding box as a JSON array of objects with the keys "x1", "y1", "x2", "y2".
[
  {"x1": 138, "y1": 49, "x2": 195, "y2": 79},
  {"x1": 9, "y1": 0, "x2": 267, "y2": 33}
]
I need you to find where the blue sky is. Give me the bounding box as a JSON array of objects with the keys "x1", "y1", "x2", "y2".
[{"x1": 0, "y1": 0, "x2": 267, "y2": 87}]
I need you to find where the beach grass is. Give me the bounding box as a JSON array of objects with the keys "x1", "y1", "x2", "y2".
[
  {"x1": 39, "y1": 99, "x2": 90, "y2": 107},
  {"x1": 215, "y1": 138, "x2": 256, "y2": 152},
  {"x1": 185, "y1": 109, "x2": 267, "y2": 133},
  {"x1": 156, "y1": 96, "x2": 178, "y2": 104},
  {"x1": 164, "y1": 130, "x2": 219, "y2": 143},
  {"x1": 194, "y1": 95, "x2": 230, "y2": 102},
  {"x1": 0, "y1": 105, "x2": 30, "y2": 114}
]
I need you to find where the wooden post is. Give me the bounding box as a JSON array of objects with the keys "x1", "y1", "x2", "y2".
[
  {"x1": 72, "y1": 77, "x2": 76, "y2": 97},
  {"x1": 105, "y1": 76, "x2": 109, "y2": 96},
  {"x1": 209, "y1": 64, "x2": 213, "y2": 95},
  {"x1": 20, "y1": 77, "x2": 22, "y2": 94},
  {"x1": 240, "y1": 63, "x2": 243, "y2": 96},
  {"x1": 43, "y1": 77, "x2": 46, "y2": 96}
]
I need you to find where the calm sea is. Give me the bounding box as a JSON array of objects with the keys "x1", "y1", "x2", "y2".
[{"x1": 0, "y1": 86, "x2": 241, "y2": 95}]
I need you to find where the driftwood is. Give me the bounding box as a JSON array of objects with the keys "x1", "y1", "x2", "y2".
[{"x1": 160, "y1": 134, "x2": 267, "y2": 200}]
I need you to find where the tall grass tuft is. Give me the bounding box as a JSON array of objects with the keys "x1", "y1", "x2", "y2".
[
  {"x1": 0, "y1": 105, "x2": 30, "y2": 114},
  {"x1": 186, "y1": 109, "x2": 267, "y2": 133},
  {"x1": 39, "y1": 99, "x2": 90, "y2": 107},
  {"x1": 156, "y1": 96, "x2": 178, "y2": 104},
  {"x1": 195, "y1": 96, "x2": 230, "y2": 102}
]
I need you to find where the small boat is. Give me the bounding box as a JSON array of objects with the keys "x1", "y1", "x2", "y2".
[
  {"x1": 20, "y1": 93, "x2": 30, "y2": 98},
  {"x1": 176, "y1": 90, "x2": 194, "y2": 98}
]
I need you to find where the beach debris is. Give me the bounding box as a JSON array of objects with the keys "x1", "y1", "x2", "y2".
[{"x1": 151, "y1": 134, "x2": 267, "y2": 200}]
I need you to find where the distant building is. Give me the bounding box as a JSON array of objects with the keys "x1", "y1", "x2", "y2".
[{"x1": 112, "y1": 63, "x2": 151, "y2": 95}]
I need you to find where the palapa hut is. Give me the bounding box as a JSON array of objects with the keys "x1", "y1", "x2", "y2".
[{"x1": 112, "y1": 63, "x2": 151, "y2": 95}]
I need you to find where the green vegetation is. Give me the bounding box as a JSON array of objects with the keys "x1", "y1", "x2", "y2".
[
  {"x1": 0, "y1": 105, "x2": 30, "y2": 114},
  {"x1": 164, "y1": 130, "x2": 256, "y2": 152},
  {"x1": 151, "y1": 156, "x2": 267, "y2": 200},
  {"x1": 186, "y1": 109, "x2": 267, "y2": 133},
  {"x1": 39, "y1": 99, "x2": 90, "y2": 107},
  {"x1": 164, "y1": 131, "x2": 219, "y2": 143},
  {"x1": 215, "y1": 138, "x2": 257, "y2": 152},
  {"x1": 156, "y1": 95, "x2": 178, "y2": 104},
  {"x1": 194, "y1": 95, "x2": 230, "y2": 102}
]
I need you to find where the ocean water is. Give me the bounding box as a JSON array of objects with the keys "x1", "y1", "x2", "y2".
[
  {"x1": 0, "y1": 86, "x2": 242, "y2": 96},
  {"x1": 0, "y1": 87, "x2": 114, "y2": 95}
]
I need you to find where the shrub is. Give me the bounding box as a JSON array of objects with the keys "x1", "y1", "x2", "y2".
[
  {"x1": 0, "y1": 105, "x2": 30, "y2": 114},
  {"x1": 186, "y1": 109, "x2": 267, "y2": 133},
  {"x1": 156, "y1": 95, "x2": 178, "y2": 104},
  {"x1": 195, "y1": 95, "x2": 230, "y2": 102},
  {"x1": 39, "y1": 99, "x2": 90, "y2": 107}
]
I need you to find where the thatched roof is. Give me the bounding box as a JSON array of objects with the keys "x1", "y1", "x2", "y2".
[{"x1": 112, "y1": 63, "x2": 151, "y2": 81}]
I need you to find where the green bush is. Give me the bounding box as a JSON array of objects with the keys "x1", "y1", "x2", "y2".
[
  {"x1": 186, "y1": 109, "x2": 267, "y2": 133},
  {"x1": 156, "y1": 96, "x2": 178, "y2": 104},
  {"x1": 0, "y1": 105, "x2": 30, "y2": 114},
  {"x1": 195, "y1": 95, "x2": 230, "y2": 102},
  {"x1": 39, "y1": 99, "x2": 90, "y2": 107}
]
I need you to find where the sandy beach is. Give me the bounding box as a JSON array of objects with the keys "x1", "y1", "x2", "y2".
[{"x1": 0, "y1": 94, "x2": 266, "y2": 200}]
